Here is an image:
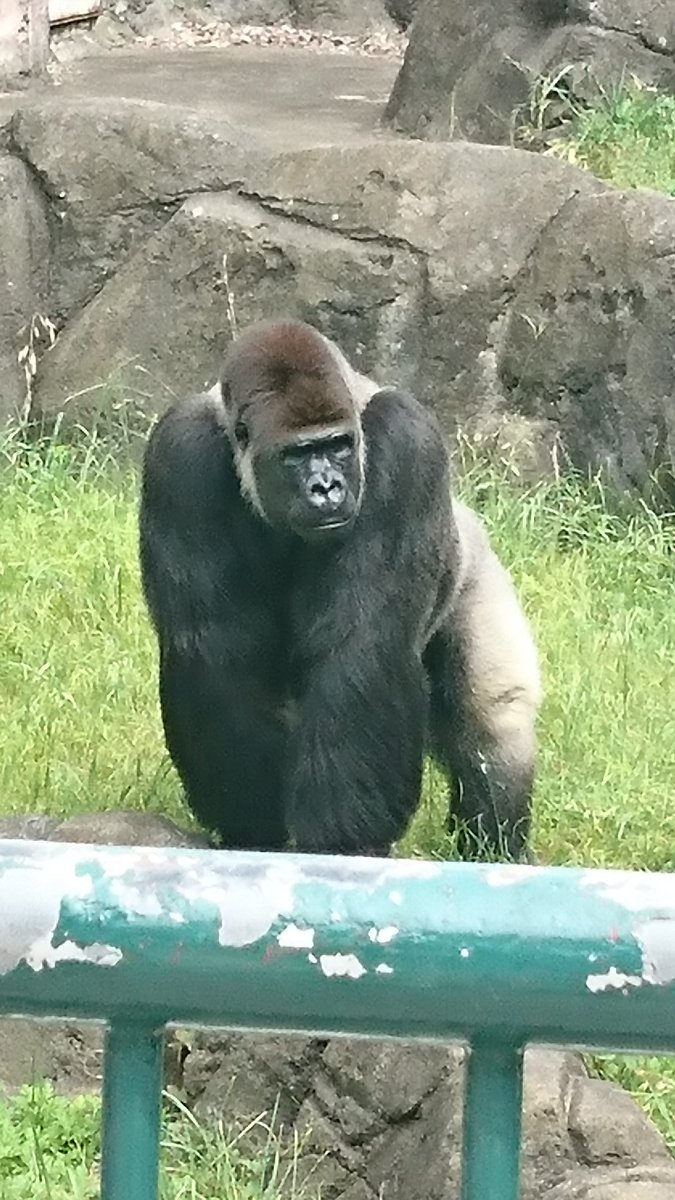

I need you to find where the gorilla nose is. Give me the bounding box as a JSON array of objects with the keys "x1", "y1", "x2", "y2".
[{"x1": 308, "y1": 472, "x2": 346, "y2": 511}]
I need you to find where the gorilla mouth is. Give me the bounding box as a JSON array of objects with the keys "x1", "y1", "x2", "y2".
[
  {"x1": 296, "y1": 514, "x2": 354, "y2": 542},
  {"x1": 317, "y1": 517, "x2": 351, "y2": 529}
]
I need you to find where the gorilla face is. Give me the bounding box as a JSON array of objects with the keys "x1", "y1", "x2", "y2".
[{"x1": 253, "y1": 425, "x2": 363, "y2": 541}]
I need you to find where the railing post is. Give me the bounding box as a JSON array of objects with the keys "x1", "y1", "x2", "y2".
[
  {"x1": 461, "y1": 1041, "x2": 524, "y2": 1200},
  {"x1": 100, "y1": 1020, "x2": 165, "y2": 1200},
  {"x1": 0, "y1": 0, "x2": 50, "y2": 85}
]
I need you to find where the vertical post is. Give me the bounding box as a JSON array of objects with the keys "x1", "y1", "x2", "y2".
[
  {"x1": 101, "y1": 1021, "x2": 165, "y2": 1200},
  {"x1": 0, "y1": 0, "x2": 49, "y2": 84},
  {"x1": 461, "y1": 1041, "x2": 524, "y2": 1200},
  {"x1": 28, "y1": 0, "x2": 50, "y2": 76}
]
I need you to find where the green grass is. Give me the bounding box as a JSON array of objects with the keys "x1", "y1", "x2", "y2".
[
  {"x1": 544, "y1": 78, "x2": 675, "y2": 196},
  {"x1": 1, "y1": 423, "x2": 674, "y2": 1169},
  {"x1": 0, "y1": 1082, "x2": 307, "y2": 1199}
]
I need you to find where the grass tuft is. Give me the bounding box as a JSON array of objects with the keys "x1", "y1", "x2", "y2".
[
  {"x1": 541, "y1": 77, "x2": 675, "y2": 196},
  {"x1": 0, "y1": 1083, "x2": 307, "y2": 1199}
]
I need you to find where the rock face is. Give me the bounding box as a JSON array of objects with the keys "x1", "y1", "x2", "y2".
[
  {"x1": 1, "y1": 46, "x2": 675, "y2": 494},
  {"x1": 97, "y1": 0, "x2": 400, "y2": 36},
  {"x1": 385, "y1": 0, "x2": 675, "y2": 145},
  {"x1": 499, "y1": 186, "x2": 675, "y2": 500},
  {"x1": 182, "y1": 1036, "x2": 675, "y2": 1198}
]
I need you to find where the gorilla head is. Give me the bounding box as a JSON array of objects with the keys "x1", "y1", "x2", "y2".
[{"x1": 219, "y1": 320, "x2": 365, "y2": 541}]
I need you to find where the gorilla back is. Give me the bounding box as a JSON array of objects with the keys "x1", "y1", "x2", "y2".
[{"x1": 139, "y1": 319, "x2": 541, "y2": 860}]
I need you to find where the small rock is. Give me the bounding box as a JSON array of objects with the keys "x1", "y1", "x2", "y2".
[
  {"x1": 568, "y1": 1077, "x2": 672, "y2": 1169},
  {"x1": 51, "y1": 809, "x2": 210, "y2": 847}
]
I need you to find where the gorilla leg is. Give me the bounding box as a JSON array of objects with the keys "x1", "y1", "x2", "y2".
[
  {"x1": 427, "y1": 506, "x2": 541, "y2": 862},
  {"x1": 160, "y1": 633, "x2": 287, "y2": 851}
]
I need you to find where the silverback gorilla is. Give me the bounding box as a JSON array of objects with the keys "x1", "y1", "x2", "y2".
[{"x1": 139, "y1": 319, "x2": 541, "y2": 860}]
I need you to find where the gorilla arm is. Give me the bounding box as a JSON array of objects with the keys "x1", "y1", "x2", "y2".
[
  {"x1": 284, "y1": 387, "x2": 454, "y2": 857},
  {"x1": 139, "y1": 393, "x2": 289, "y2": 850}
]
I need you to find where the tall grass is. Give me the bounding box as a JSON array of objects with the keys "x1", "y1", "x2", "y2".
[
  {"x1": 541, "y1": 77, "x2": 675, "y2": 196},
  {"x1": 0, "y1": 1083, "x2": 307, "y2": 1200}
]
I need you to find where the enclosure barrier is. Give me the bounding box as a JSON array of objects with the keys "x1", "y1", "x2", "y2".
[{"x1": 1, "y1": 839, "x2": 675, "y2": 1200}]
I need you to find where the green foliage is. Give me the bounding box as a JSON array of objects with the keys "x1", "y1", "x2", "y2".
[
  {"x1": 0, "y1": 1083, "x2": 308, "y2": 1199},
  {"x1": 0, "y1": 1083, "x2": 100, "y2": 1199},
  {"x1": 547, "y1": 79, "x2": 675, "y2": 196}
]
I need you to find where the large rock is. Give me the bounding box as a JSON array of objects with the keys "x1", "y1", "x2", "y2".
[
  {"x1": 0, "y1": 155, "x2": 49, "y2": 419},
  {"x1": 498, "y1": 186, "x2": 675, "y2": 500},
  {"x1": 98, "y1": 0, "x2": 398, "y2": 35},
  {"x1": 33, "y1": 187, "x2": 422, "y2": 414},
  {"x1": 8, "y1": 96, "x2": 265, "y2": 324},
  {"x1": 385, "y1": 0, "x2": 675, "y2": 144},
  {"x1": 181, "y1": 1034, "x2": 675, "y2": 1199},
  {"x1": 3, "y1": 49, "x2": 675, "y2": 495},
  {"x1": 32, "y1": 138, "x2": 594, "y2": 424}
]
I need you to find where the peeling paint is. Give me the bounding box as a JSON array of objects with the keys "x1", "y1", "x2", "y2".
[
  {"x1": 319, "y1": 953, "x2": 367, "y2": 980},
  {"x1": 460, "y1": 948, "x2": 470, "y2": 959},
  {"x1": 485, "y1": 865, "x2": 545, "y2": 887},
  {"x1": 277, "y1": 924, "x2": 315, "y2": 950},
  {"x1": 108, "y1": 881, "x2": 164, "y2": 918},
  {"x1": 635, "y1": 918, "x2": 675, "y2": 987},
  {"x1": 26, "y1": 938, "x2": 123, "y2": 972},
  {"x1": 0, "y1": 859, "x2": 95, "y2": 976},
  {"x1": 581, "y1": 869, "x2": 675, "y2": 912},
  {"x1": 586, "y1": 966, "x2": 643, "y2": 994},
  {"x1": 376, "y1": 963, "x2": 394, "y2": 975},
  {"x1": 389, "y1": 891, "x2": 402, "y2": 905},
  {"x1": 368, "y1": 925, "x2": 399, "y2": 945}
]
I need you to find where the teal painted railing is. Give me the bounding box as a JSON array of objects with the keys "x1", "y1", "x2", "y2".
[{"x1": 1, "y1": 838, "x2": 675, "y2": 1200}]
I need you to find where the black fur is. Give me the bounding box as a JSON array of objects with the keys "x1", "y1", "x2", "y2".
[{"x1": 139, "y1": 386, "x2": 533, "y2": 859}]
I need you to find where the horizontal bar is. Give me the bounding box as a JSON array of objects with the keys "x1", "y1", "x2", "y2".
[
  {"x1": 0, "y1": 839, "x2": 674, "y2": 1051},
  {"x1": 461, "y1": 1042, "x2": 523, "y2": 1200},
  {"x1": 101, "y1": 1021, "x2": 164, "y2": 1200}
]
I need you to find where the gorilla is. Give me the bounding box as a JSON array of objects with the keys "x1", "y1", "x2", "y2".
[{"x1": 138, "y1": 318, "x2": 541, "y2": 861}]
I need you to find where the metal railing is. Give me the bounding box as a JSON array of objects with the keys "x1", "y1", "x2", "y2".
[{"x1": 1, "y1": 837, "x2": 674, "y2": 1200}]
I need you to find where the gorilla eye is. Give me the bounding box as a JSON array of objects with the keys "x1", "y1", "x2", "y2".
[
  {"x1": 234, "y1": 418, "x2": 249, "y2": 449},
  {"x1": 281, "y1": 445, "x2": 307, "y2": 466},
  {"x1": 332, "y1": 435, "x2": 355, "y2": 459}
]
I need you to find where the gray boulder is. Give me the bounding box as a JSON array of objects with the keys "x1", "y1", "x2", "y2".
[
  {"x1": 2, "y1": 48, "x2": 675, "y2": 495},
  {"x1": 96, "y1": 0, "x2": 399, "y2": 35},
  {"x1": 498, "y1": 186, "x2": 675, "y2": 500},
  {"x1": 33, "y1": 187, "x2": 421, "y2": 415},
  {"x1": 9, "y1": 96, "x2": 265, "y2": 324},
  {"x1": 181, "y1": 1034, "x2": 675, "y2": 1199},
  {"x1": 384, "y1": 0, "x2": 675, "y2": 145},
  {"x1": 30, "y1": 132, "x2": 593, "y2": 424}
]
